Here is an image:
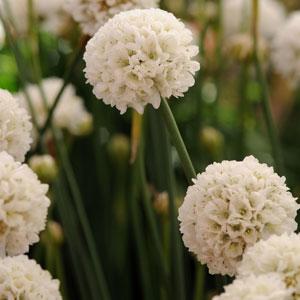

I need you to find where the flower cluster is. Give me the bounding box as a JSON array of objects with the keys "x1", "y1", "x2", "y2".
[
  {"x1": 84, "y1": 8, "x2": 200, "y2": 114},
  {"x1": 271, "y1": 12, "x2": 300, "y2": 87},
  {"x1": 213, "y1": 273, "x2": 292, "y2": 300},
  {"x1": 0, "y1": 89, "x2": 32, "y2": 162},
  {"x1": 0, "y1": 255, "x2": 62, "y2": 299},
  {"x1": 65, "y1": 0, "x2": 159, "y2": 36},
  {"x1": 0, "y1": 151, "x2": 50, "y2": 256},
  {"x1": 222, "y1": 0, "x2": 286, "y2": 40},
  {"x1": 18, "y1": 77, "x2": 93, "y2": 137},
  {"x1": 178, "y1": 156, "x2": 299, "y2": 276}
]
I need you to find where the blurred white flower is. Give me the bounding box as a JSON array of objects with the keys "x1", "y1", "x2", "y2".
[
  {"x1": 213, "y1": 273, "x2": 292, "y2": 300},
  {"x1": 28, "y1": 154, "x2": 58, "y2": 183},
  {"x1": 65, "y1": 0, "x2": 159, "y2": 36},
  {"x1": 0, "y1": 151, "x2": 50, "y2": 256},
  {"x1": 178, "y1": 156, "x2": 299, "y2": 276},
  {"x1": 36, "y1": 0, "x2": 72, "y2": 36},
  {"x1": 0, "y1": 89, "x2": 32, "y2": 162},
  {"x1": 0, "y1": 255, "x2": 62, "y2": 299},
  {"x1": 84, "y1": 8, "x2": 200, "y2": 114},
  {"x1": 18, "y1": 77, "x2": 93, "y2": 137},
  {"x1": 271, "y1": 12, "x2": 300, "y2": 88},
  {"x1": 222, "y1": 0, "x2": 286, "y2": 40},
  {"x1": 238, "y1": 233, "x2": 300, "y2": 296},
  {"x1": 224, "y1": 33, "x2": 268, "y2": 63},
  {"x1": 0, "y1": 0, "x2": 70, "y2": 36}
]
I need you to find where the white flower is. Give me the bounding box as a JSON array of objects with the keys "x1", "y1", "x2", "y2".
[
  {"x1": 28, "y1": 154, "x2": 58, "y2": 183},
  {"x1": 0, "y1": 0, "x2": 28, "y2": 35},
  {"x1": 213, "y1": 273, "x2": 292, "y2": 300},
  {"x1": 65, "y1": 0, "x2": 159, "y2": 36},
  {"x1": 238, "y1": 233, "x2": 300, "y2": 296},
  {"x1": 0, "y1": 151, "x2": 50, "y2": 256},
  {"x1": 0, "y1": 0, "x2": 70, "y2": 36},
  {"x1": 222, "y1": 0, "x2": 286, "y2": 40},
  {"x1": 0, "y1": 89, "x2": 32, "y2": 162},
  {"x1": 35, "y1": 0, "x2": 71, "y2": 36},
  {"x1": 84, "y1": 8, "x2": 200, "y2": 114},
  {"x1": 17, "y1": 77, "x2": 93, "y2": 136},
  {"x1": 0, "y1": 255, "x2": 62, "y2": 299},
  {"x1": 271, "y1": 12, "x2": 300, "y2": 88},
  {"x1": 178, "y1": 156, "x2": 299, "y2": 276}
]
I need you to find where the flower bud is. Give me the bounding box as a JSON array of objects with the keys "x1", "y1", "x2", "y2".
[
  {"x1": 107, "y1": 134, "x2": 130, "y2": 167},
  {"x1": 75, "y1": 114, "x2": 93, "y2": 136},
  {"x1": 200, "y1": 126, "x2": 224, "y2": 156},
  {"x1": 47, "y1": 221, "x2": 64, "y2": 245},
  {"x1": 153, "y1": 192, "x2": 169, "y2": 216},
  {"x1": 28, "y1": 154, "x2": 58, "y2": 183}
]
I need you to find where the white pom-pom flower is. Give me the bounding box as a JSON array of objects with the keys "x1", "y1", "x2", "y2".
[
  {"x1": 0, "y1": 151, "x2": 50, "y2": 256},
  {"x1": 1, "y1": 0, "x2": 70, "y2": 36},
  {"x1": 65, "y1": 0, "x2": 159, "y2": 36},
  {"x1": 84, "y1": 8, "x2": 200, "y2": 114},
  {"x1": 0, "y1": 89, "x2": 32, "y2": 162},
  {"x1": 271, "y1": 12, "x2": 300, "y2": 88},
  {"x1": 238, "y1": 233, "x2": 300, "y2": 296},
  {"x1": 18, "y1": 77, "x2": 92, "y2": 136},
  {"x1": 178, "y1": 156, "x2": 299, "y2": 276},
  {"x1": 213, "y1": 273, "x2": 292, "y2": 300},
  {"x1": 223, "y1": 0, "x2": 286, "y2": 40},
  {"x1": 0, "y1": 255, "x2": 62, "y2": 299}
]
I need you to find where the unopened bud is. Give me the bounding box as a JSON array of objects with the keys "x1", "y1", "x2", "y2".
[
  {"x1": 48, "y1": 221, "x2": 64, "y2": 245},
  {"x1": 107, "y1": 134, "x2": 130, "y2": 167},
  {"x1": 28, "y1": 154, "x2": 58, "y2": 183},
  {"x1": 153, "y1": 192, "x2": 169, "y2": 216},
  {"x1": 200, "y1": 126, "x2": 224, "y2": 155}
]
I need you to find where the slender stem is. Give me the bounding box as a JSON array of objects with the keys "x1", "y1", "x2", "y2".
[
  {"x1": 251, "y1": 0, "x2": 284, "y2": 173},
  {"x1": 138, "y1": 134, "x2": 171, "y2": 295},
  {"x1": 0, "y1": 12, "x2": 40, "y2": 130},
  {"x1": 39, "y1": 36, "x2": 88, "y2": 137},
  {"x1": 159, "y1": 99, "x2": 196, "y2": 182},
  {"x1": 193, "y1": 265, "x2": 205, "y2": 300},
  {"x1": 129, "y1": 146, "x2": 154, "y2": 300},
  {"x1": 53, "y1": 129, "x2": 111, "y2": 300}
]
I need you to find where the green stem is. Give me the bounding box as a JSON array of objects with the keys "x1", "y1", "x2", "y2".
[
  {"x1": 252, "y1": 0, "x2": 284, "y2": 173},
  {"x1": 129, "y1": 147, "x2": 154, "y2": 300},
  {"x1": 0, "y1": 12, "x2": 40, "y2": 130},
  {"x1": 53, "y1": 129, "x2": 111, "y2": 300},
  {"x1": 193, "y1": 265, "x2": 205, "y2": 300},
  {"x1": 138, "y1": 135, "x2": 171, "y2": 295},
  {"x1": 159, "y1": 98, "x2": 196, "y2": 183}
]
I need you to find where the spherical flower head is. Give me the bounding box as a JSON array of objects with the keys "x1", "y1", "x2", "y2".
[
  {"x1": 178, "y1": 156, "x2": 299, "y2": 276},
  {"x1": 0, "y1": 89, "x2": 32, "y2": 162},
  {"x1": 65, "y1": 0, "x2": 159, "y2": 36},
  {"x1": 213, "y1": 273, "x2": 293, "y2": 300},
  {"x1": 0, "y1": 151, "x2": 50, "y2": 256},
  {"x1": 271, "y1": 12, "x2": 300, "y2": 88},
  {"x1": 222, "y1": 0, "x2": 286, "y2": 40},
  {"x1": 18, "y1": 77, "x2": 93, "y2": 137},
  {"x1": 0, "y1": 255, "x2": 62, "y2": 299},
  {"x1": 28, "y1": 154, "x2": 58, "y2": 183},
  {"x1": 84, "y1": 8, "x2": 200, "y2": 114},
  {"x1": 238, "y1": 233, "x2": 300, "y2": 296}
]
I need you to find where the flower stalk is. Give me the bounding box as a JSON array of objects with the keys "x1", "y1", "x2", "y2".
[{"x1": 252, "y1": 0, "x2": 284, "y2": 174}]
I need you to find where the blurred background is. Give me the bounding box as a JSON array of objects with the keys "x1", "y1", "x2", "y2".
[{"x1": 1, "y1": 0, "x2": 300, "y2": 299}]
